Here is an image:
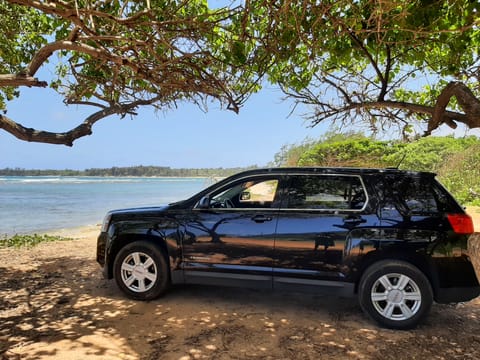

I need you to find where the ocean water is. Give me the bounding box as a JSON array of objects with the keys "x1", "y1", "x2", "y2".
[{"x1": 0, "y1": 176, "x2": 208, "y2": 235}]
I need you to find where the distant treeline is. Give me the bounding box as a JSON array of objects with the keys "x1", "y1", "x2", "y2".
[{"x1": 0, "y1": 165, "x2": 258, "y2": 177}]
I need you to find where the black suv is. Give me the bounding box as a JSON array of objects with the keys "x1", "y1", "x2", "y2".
[{"x1": 96, "y1": 167, "x2": 479, "y2": 329}]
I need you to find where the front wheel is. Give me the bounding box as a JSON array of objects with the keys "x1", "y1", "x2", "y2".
[
  {"x1": 113, "y1": 241, "x2": 169, "y2": 300},
  {"x1": 358, "y1": 260, "x2": 433, "y2": 329}
]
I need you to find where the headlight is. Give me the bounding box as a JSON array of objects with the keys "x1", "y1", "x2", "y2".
[{"x1": 101, "y1": 213, "x2": 112, "y2": 232}]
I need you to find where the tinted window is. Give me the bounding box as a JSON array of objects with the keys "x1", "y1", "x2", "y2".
[
  {"x1": 284, "y1": 175, "x2": 366, "y2": 210},
  {"x1": 209, "y1": 177, "x2": 280, "y2": 209},
  {"x1": 380, "y1": 175, "x2": 443, "y2": 215}
]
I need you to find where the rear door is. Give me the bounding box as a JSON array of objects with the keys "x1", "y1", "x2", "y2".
[{"x1": 273, "y1": 173, "x2": 373, "y2": 292}]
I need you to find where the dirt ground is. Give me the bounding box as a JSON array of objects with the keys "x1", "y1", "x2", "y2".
[{"x1": 1, "y1": 208, "x2": 480, "y2": 360}]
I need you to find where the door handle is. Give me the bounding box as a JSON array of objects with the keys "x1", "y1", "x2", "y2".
[{"x1": 251, "y1": 215, "x2": 273, "y2": 223}]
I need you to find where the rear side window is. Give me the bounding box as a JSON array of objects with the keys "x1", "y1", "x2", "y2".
[
  {"x1": 378, "y1": 175, "x2": 459, "y2": 215},
  {"x1": 283, "y1": 175, "x2": 367, "y2": 210},
  {"x1": 400, "y1": 178, "x2": 438, "y2": 213}
]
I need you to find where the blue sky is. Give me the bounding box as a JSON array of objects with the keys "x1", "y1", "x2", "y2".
[
  {"x1": 0, "y1": 83, "x2": 333, "y2": 170},
  {"x1": 2, "y1": 77, "x2": 479, "y2": 170},
  {"x1": 1, "y1": 1, "x2": 479, "y2": 171}
]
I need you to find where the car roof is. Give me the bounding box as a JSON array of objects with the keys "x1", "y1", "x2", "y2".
[{"x1": 228, "y1": 167, "x2": 436, "y2": 178}]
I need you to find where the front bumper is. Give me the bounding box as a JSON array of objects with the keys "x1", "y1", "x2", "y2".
[{"x1": 96, "y1": 232, "x2": 107, "y2": 265}]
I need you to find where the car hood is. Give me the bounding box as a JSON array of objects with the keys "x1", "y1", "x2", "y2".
[{"x1": 109, "y1": 205, "x2": 170, "y2": 217}]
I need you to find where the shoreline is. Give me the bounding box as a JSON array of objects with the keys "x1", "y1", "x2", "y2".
[
  {"x1": 1, "y1": 223, "x2": 101, "y2": 239},
  {"x1": 47, "y1": 224, "x2": 101, "y2": 240}
]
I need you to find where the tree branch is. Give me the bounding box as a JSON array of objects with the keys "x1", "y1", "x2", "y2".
[
  {"x1": 309, "y1": 99, "x2": 468, "y2": 127},
  {"x1": 378, "y1": 45, "x2": 391, "y2": 101},
  {"x1": 27, "y1": 40, "x2": 138, "y2": 77},
  {"x1": 0, "y1": 113, "x2": 94, "y2": 146},
  {"x1": 0, "y1": 97, "x2": 161, "y2": 146},
  {"x1": 0, "y1": 74, "x2": 48, "y2": 88},
  {"x1": 427, "y1": 81, "x2": 480, "y2": 134},
  {"x1": 346, "y1": 31, "x2": 386, "y2": 86}
]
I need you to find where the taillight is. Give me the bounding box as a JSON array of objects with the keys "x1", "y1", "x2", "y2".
[{"x1": 447, "y1": 213, "x2": 474, "y2": 234}]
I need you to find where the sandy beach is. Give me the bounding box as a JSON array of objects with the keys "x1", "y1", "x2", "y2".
[
  {"x1": 1, "y1": 210, "x2": 480, "y2": 359},
  {"x1": 467, "y1": 206, "x2": 480, "y2": 232}
]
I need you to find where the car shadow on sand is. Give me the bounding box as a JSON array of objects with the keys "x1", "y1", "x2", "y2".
[{"x1": 1, "y1": 256, "x2": 480, "y2": 360}]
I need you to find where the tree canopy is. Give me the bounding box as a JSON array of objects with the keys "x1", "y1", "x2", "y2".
[
  {"x1": 0, "y1": 0, "x2": 267, "y2": 145},
  {"x1": 258, "y1": 0, "x2": 480, "y2": 137},
  {"x1": 1, "y1": 0, "x2": 479, "y2": 145}
]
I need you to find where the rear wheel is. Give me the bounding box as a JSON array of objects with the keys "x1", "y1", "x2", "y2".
[
  {"x1": 113, "y1": 241, "x2": 169, "y2": 300},
  {"x1": 358, "y1": 260, "x2": 433, "y2": 329}
]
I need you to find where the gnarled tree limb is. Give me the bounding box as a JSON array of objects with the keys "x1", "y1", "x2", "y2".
[
  {"x1": 0, "y1": 113, "x2": 94, "y2": 146},
  {"x1": 0, "y1": 97, "x2": 161, "y2": 146},
  {"x1": 427, "y1": 81, "x2": 480, "y2": 135}
]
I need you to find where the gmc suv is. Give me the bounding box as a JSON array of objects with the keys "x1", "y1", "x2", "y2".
[{"x1": 96, "y1": 167, "x2": 480, "y2": 329}]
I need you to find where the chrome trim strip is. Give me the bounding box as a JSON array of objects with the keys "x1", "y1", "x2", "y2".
[
  {"x1": 273, "y1": 277, "x2": 347, "y2": 287},
  {"x1": 184, "y1": 271, "x2": 271, "y2": 281},
  {"x1": 273, "y1": 267, "x2": 345, "y2": 278},
  {"x1": 193, "y1": 173, "x2": 369, "y2": 213}
]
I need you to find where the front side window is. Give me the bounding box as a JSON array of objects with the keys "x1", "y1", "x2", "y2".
[
  {"x1": 208, "y1": 177, "x2": 280, "y2": 209},
  {"x1": 284, "y1": 175, "x2": 366, "y2": 210}
]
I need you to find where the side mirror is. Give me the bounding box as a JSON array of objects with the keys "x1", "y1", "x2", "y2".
[
  {"x1": 240, "y1": 191, "x2": 251, "y2": 201},
  {"x1": 197, "y1": 196, "x2": 210, "y2": 209}
]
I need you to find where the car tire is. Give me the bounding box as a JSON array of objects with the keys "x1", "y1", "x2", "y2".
[
  {"x1": 113, "y1": 240, "x2": 169, "y2": 301},
  {"x1": 358, "y1": 260, "x2": 433, "y2": 329}
]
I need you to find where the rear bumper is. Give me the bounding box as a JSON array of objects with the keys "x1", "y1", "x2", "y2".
[
  {"x1": 431, "y1": 254, "x2": 480, "y2": 303},
  {"x1": 435, "y1": 286, "x2": 480, "y2": 303}
]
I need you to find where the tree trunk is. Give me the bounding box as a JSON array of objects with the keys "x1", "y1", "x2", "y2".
[{"x1": 468, "y1": 233, "x2": 480, "y2": 281}]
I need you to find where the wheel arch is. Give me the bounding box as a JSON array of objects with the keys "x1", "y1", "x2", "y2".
[
  {"x1": 353, "y1": 249, "x2": 438, "y2": 297},
  {"x1": 107, "y1": 233, "x2": 170, "y2": 279}
]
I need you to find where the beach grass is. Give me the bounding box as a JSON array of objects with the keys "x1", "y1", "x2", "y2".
[{"x1": 0, "y1": 233, "x2": 72, "y2": 248}]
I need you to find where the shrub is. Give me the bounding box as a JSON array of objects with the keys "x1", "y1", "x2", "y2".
[
  {"x1": 437, "y1": 144, "x2": 480, "y2": 206},
  {"x1": 298, "y1": 137, "x2": 398, "y2": 168},
  {"x1": 383, "y1": 136, "x2": 479, "y2": 172},
  {"x1": 0, "y1": 234, "x2": 72, "y2": 248}
]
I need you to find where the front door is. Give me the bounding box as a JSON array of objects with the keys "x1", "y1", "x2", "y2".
[{"x1": 182, "y1": 175, "x2": 284, "y2": 288}]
